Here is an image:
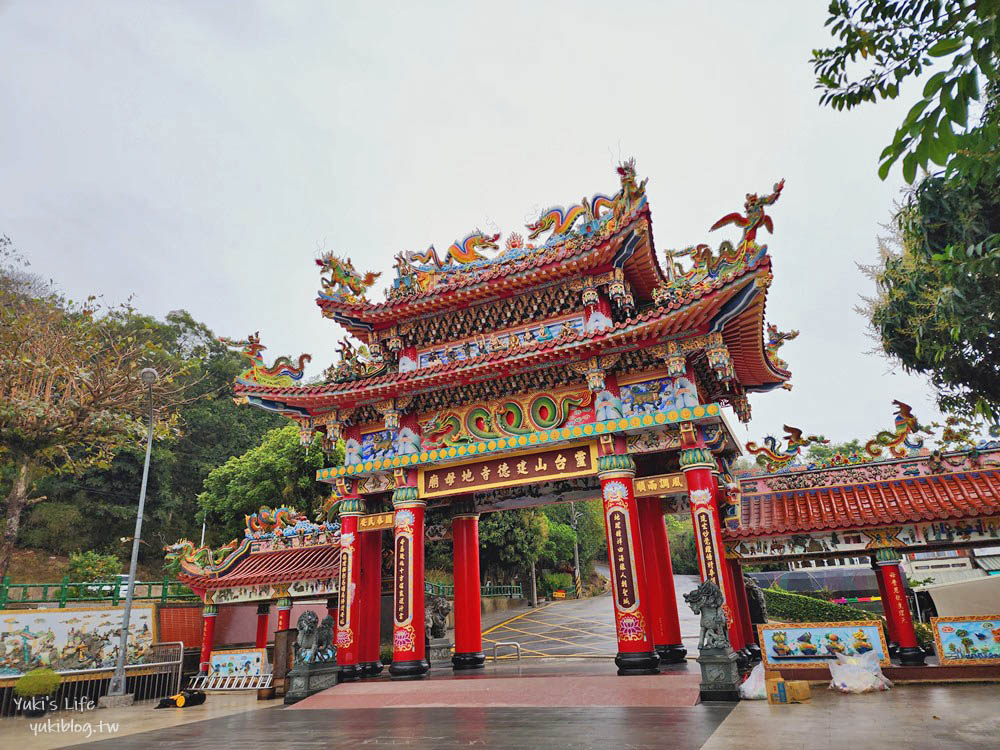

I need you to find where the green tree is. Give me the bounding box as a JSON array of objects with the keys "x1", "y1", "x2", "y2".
[
  {"x1": 67, "y1": 550, "x2": 121, "y2": 581},
  {"x1": 665, "y1": 515, "x2": 699, "y2": 576},
  {"x1": 540, "y1": 500, "x2": 606, "y2": 572},
  {"x1": 805, "y1": 439, "x2": 865, "y2": 462},
  {"x1": 197, "y1": 424, "x2": 337, "y2": 543},
  {"x1": 865, "y1": 157, "x2": 1000, "y2": 420},
  {"x1": 21, "y1": 309, "x2": 286, "y2": 563},
  {"x1": 813, "y1": 0, "x2": 999, "y2": 182},
  {"x1": 0, "y1": 241, "x2": 195, "y2": 577},
  {"x1": 478, "y1": 509, "x2": 548, "y2": 584}
]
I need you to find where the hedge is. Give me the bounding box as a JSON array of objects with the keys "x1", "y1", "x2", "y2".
[{"x1": 763, "y1": 587, "x2": 882, "y2": 624}]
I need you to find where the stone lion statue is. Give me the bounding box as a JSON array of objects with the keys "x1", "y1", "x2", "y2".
[
  {"x1": 424, "y1": 594, "x2": 452, "y2": 639},
  {"x1": 313, "y1": 615, "x2": 335, "y2": 663},
  {"x1": 683, "y1": 580, "x2": 730, "y2": 651},
  {"x1": 744, "y1": 574, "x2": 767, "y2": 624},
  {"x1": 294, "y1": 610, "x2": 319, "y2": 664}
]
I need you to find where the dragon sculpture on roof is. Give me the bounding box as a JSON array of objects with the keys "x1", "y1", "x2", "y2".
[
  {"x1": 765, "y1": 323, "x2": 799, "y2": 371},
  {"x1": 316, "y1": 253, "x2": 380, "y2": 302},
  {"x1": 745, "y1": 425, "x2": 829, "y2": 471},
  {"x1": 220, "y1": 332, "x2": 311, "y2": 387},
  {"x1": 865, "y1": 400, "x2": 930, "y2": 458}
]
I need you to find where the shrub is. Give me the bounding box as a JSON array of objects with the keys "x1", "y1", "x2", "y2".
[
  {"x1": 763, "y1": 587, "x2": 881, "y2": 624},
  {"x1": 425, "y1": 569, "x2": 453, "y2": 587},
  {"x1": 380, "y1": 644, "x2": 393, "y2": 664},
  {"x1": 67, "y1": 551, "x2": 121, "y2": 582},
  {"x1": 914, "y1": 622, "x2": 934, "y2": 650},
  {"x1": 538, "y1": 571, "x2": 572, "y2": 597},
  {"x1": 14, "y1": 668, "x2": 62, "y2": 697},
  {"x1": 21, "y1": 503, "x2": 86, "y2": 555}
]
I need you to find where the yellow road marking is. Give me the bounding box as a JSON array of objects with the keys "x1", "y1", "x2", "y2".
[
  {"x1": 497, "y1": 623, "x2": 609, "y2": 652},
  {"x1": 481, "y1": 602, "x2": 555, "y2": 636},
  {"x1": 516, "y1": 616, "x2": 614, "y2": 640}
]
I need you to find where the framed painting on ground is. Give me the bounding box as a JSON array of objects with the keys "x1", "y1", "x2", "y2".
[
  {"x1": 931, "y1": 615, "x2": 1000, "y2": 665},
  {"x1": 757, "y1": 621, "x2": 889, "y2": 669},
  {"x1": 209, "y1": 647, "x2": 270, "y2": 676}
]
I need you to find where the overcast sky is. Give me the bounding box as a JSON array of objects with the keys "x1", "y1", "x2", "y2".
[{"x1": 1, "y1": 1, "x2": 947, "y2": 447}]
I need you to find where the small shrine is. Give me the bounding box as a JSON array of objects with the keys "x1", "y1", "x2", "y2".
[
  {"x1": 220, "y1": 161, "x2": 792, "y2": 679},
  {"x1": 166, "y1": 506, "x2": 341, "y2": 673}
]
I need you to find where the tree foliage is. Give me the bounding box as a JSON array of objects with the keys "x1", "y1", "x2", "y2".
[
  {"x1": 17, "y1": 308, "x2": 286, "y2": 566},
  {"x1": 0, "y1": 242, "x2": 198, "y2": 577},
  {"x1": 197, "y1": 424, "x2": 336, "y2": 543},
  {"x1": 813, "y1": 0, "x2": 999, "y2": 182},
  {"x1": 867, "y1": 165, "x2": 1000, "y2": 420},
  {"x1": 478, "y1": 509, "x2": 549, "y2": 584}
]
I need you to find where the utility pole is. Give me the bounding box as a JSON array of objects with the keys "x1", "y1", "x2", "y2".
[
  {"x1": 103, "y1": 368, "x2": 158, "y2": 706},
  {"x1": 570, "y1": 502, "x2": 582, "y2": 598},
  {"x1": 530, "y1": 560, "x2": 538, "y2": 607}
]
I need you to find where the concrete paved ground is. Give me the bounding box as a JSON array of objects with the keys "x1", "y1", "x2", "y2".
[
  {"x1": 481, "y1": 574, "x2": 703, "y2": 658},
  {"x1": 9, "y1": 682, "x2": 996, "y2": 750}
]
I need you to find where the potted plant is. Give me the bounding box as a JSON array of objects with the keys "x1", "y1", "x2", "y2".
[
  {"x1": 14, "y1": 668, "x2": 62, "y2": 718},
  {"x1": 380, "y1": 644, "x2": 393, "y2": 666}
]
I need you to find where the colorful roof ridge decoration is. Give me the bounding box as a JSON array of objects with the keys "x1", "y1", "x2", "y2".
[
  {"x1": 229, "y1": 165, "x2": 792, "y2": 432},
  {"x1": 166, "y1": 504, "x2": 341, "y2": 588},
  {"x1": 743, "y1": 401, "x2": 931, "y2": 475},
  {"x1": 726, "y1": 448, "x2": 1000, "y2": 539},
  {"x1": 219, "y1": 332, "x2": 311, "y2": 387},
  {"x1": 316, "y1": 403, "x2": 724, "y2": 481},
  {"x1": 745, "y1": 425, "x2": 830, "y2": 472},
  {"x1": 316, "y1": 253, "x2": 381, "y2": 304}
]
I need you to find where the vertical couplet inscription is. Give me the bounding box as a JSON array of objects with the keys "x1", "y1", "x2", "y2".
[
  {"x1": 608, "y1": 508, "x2": 638, "y2": 612},
  {"x1": 694, "y1": 509, "x2": 720, "y2": 586},
  {"x1": 337, "y1": 543, "x2": 352, "y2": 630},
  {"x1": 395, "y1": 533, "x2": 412, "y2": 626}
]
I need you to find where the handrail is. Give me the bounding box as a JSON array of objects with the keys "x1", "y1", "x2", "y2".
[
  {"x1": 0, "y1": 576, "x2": 196, "y2": 608},
  {"x1": 492, "y1": 642, "x2": 521, "y2": 661},
  {"x1": 424, "y1": 582, "x2": 523, "y2": 599}
]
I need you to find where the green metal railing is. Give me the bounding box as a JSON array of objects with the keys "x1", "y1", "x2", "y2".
[
  {"x1": 0, "y1": 576, "x2": 197, "y2": 609},
  {"x1": 424, "y1": 582, "x2": 522, "y2": 598}
]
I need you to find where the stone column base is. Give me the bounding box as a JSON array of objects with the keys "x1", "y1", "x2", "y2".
[
  {"x1": 696, "y1": 647, "x2": 741, "y2": 702},
  {"x1": 284, "y1": 662, "x2": 341, "y2": 705},
  {"x1": 655, "y1": 643, "x2": 688, "y2": 664},
  {"x1": 98, "y1": 694, "x2": 134, "y2": 709}
]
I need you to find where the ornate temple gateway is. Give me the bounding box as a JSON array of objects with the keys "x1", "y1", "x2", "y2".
[{"x1": 215, "y1": 161, "x2": 792, "y2": 680}]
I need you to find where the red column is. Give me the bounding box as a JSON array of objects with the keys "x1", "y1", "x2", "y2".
[
  {"x1": 636, "y1": 496, "x2": 686, "y2": 663},
  {"x1": 599, "y1": 456, "x2": 659, "y2": 675},
  {"x1": 681, "y1": 448, "x2": 744, "y2": 650},
  {"x1": 452, "y1": 501, "x2": 485, "y2": 669},
  {"x1": 199, "y1": 604, "x2": 217, "y2": 674},
  {"x1": 336, "y1": 499, "x2": 364, "y2": 680},
  {"x1": 360, "y1": 527, "x2": 383, "y2": 675},
  {"x1": 872, "y1": 559, "x2": 899, "y2": 646},
  {"x1": 729, "y1": 559, "x2": 757, "y2": 655},
  {"x1": 255, "y1": 602, "x2": 270, "y2": 649},
  {"x1": 877, "y1": 556, "x2": 925, "y2": 665},
  {"x1": 276, "y1": 596, "x2": 291, "y2": 631},
  {"x1": 389, "y1": 487, "x2": 429, "y2": 679}
]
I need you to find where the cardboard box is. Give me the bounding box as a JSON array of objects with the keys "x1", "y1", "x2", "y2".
[
  {"x1": 766, "y1": 677, "x2": 787, "y2": 704},
  {"x1": 786, "y1": 680, "x2": 812, "y2": 703},
  {"x1": 764, "y1": 669, "x2": 782, "y2": 681},
  {"x1": 766, "y1": 677, "x2": 811, "y2": 704}
]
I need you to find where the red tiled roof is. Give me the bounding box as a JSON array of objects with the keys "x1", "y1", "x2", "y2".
[
  {"x1": 724, "y1": 469, "x2": 1000, "y2": 539},
  {"x1": 179, "y1": 544, "x2": 341, "y2": 590},
  {"x1": 236, "y1": 259, "x2": 783, "y2": 410},
  {"x1": 318, "y1": 206, "x2": 661, "y2": 329}
]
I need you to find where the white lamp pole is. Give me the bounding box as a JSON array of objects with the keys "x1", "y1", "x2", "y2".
[{"x1": 107, "y1": 367, "x2": 158, "y2": 699}]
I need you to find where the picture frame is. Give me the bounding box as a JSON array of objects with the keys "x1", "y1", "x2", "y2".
[
  {"x1": 931, "y1": 615, "x2": 1000, "y2": 666},
  {"x1": 757, "y1": 620, "x2": 890, "y2": 669}
]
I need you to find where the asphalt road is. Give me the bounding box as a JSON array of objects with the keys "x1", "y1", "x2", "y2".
[{"x1": 483, "y1": 574, "x2": 703, "y2": 658}]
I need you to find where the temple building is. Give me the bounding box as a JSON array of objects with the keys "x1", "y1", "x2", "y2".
[{"x1": 206, "y1": 161, "x2": 791, "y2": 678}]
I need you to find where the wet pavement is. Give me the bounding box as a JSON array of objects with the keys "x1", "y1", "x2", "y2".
[{"x1": 482, "y1": 575, "x2": 703, "y2": 658}]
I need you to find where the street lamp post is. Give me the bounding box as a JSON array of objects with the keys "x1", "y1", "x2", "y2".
[
  {"x1": 105, "y1": 367, "x2": 158, "y2": 701},
  {"x1": 569, "y1": 502, "x2": 582, "y2": 599}
]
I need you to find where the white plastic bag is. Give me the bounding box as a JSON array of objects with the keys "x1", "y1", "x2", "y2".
[
  {"x1": 739, "y1": 662, "x2": 767, "y2": 699},
  {"x1": 828, "y1": 650, "x2": 892, "y2": 694}
]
